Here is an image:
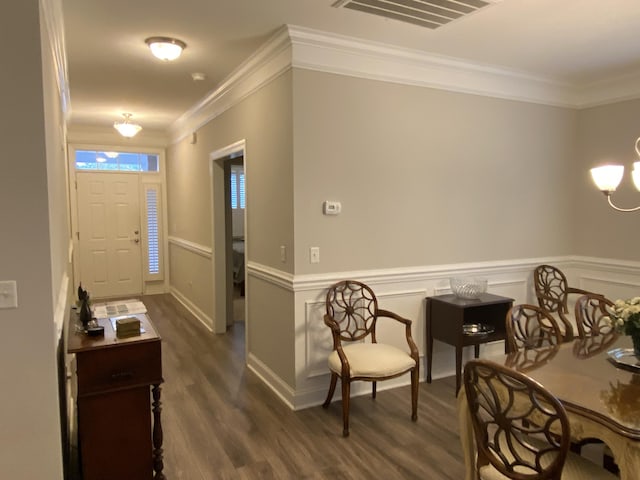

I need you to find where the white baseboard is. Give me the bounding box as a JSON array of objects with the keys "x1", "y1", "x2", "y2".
[
  {"x1": 246, "y1": 352, "x2": 296, "y2": 409},
  {"x1": 169, "y1": 286, "x2": 214, "y2": 332}
]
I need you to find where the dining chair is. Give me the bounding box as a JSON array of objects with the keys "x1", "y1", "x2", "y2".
[
  {"x1": 574, "y1": 292, "x2": 620, "y2": 473},
  {"x1": 533, "y1": 265, "x2": 599, "y2": 341},
  {"x1": 322, "y1": 280, "x2": 419, "y2": 437},
  {"x1": 506, "y1": 304, "x2": 564, "y2": 352},
  {"x1": 572, "y1": 332, "x2": 618, "y2": 359},
  {"x1": 574, "y1": 293, "x2": 615, "y2": 338},
  {"x1": 462, "y1": 359, "x2": 618, "y2": 480},
  {"x1": 505, "y1": 344, "x2": 560, "y2": 372}
]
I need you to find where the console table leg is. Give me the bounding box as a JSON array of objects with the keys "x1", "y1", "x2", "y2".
[{"x1": 152, "y1": 384, "x2": 165, "y2": 480}]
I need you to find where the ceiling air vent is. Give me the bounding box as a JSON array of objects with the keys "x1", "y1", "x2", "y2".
[{"x1": 333, "y1": 0, "x2": 500, "y2": 30}]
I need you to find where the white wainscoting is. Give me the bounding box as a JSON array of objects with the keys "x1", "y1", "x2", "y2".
[{"x1": 247, "y1": 256, "x2": 640, "y2": 410}]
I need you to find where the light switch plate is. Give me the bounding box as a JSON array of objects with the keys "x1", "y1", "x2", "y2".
[
  {"x1": 0, "y1": 281, "x2": 18, "y2": 309},
  {"x1": 310, "y1": 247, "x2": 320, "y2": 264}
]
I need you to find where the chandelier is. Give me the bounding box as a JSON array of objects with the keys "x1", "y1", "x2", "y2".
[{"x1": 590, "y1": 138, "x2": 640, "y2": 212}]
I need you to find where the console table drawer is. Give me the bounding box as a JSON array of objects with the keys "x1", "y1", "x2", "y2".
[{"x1": 76, "y1": 341, "x2": 162, "y2": 395}]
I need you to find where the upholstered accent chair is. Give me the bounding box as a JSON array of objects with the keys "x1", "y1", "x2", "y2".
[{"x1": 322, "y1": 280, "x2": 419, "y2": 437}]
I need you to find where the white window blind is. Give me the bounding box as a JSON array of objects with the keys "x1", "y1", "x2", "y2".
[
  {"x1": 144, "y1": 184, "x2": 163, "y2": 280},
  {"x1": 230, "y1": 166, "x2": 245, "y2": 210}
]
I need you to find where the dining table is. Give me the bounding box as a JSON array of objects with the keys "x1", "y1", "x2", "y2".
[{"x1": 457, "y1": 333, "x2": 640, "y2": 480}]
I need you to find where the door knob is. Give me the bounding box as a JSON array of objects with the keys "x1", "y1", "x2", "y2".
[{"x1": 134, "y1": 238, "x2": 140, "y2": 244}]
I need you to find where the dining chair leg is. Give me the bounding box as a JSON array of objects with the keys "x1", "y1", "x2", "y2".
[
  {"x1": 372, "y1": 381, "x2": 377, "y2": 399},
  {"x1": 322, "y1": 372, "x2": 338, "y2": 408},
  {"x1": 411, "y1": 367, "x2": 418, "y2": 421},
  {"x1": 341, "y1": 379, "x2": 351, "y2": 437}
]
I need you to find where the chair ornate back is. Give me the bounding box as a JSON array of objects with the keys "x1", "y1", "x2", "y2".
[
  {"x1": 325, "y1": 280, "x2": 379, "y2": 343},
  {"x1": 534, "y1": 265, "x2": 569, "y2": 313},
  {"x1": 506, "y1": 304, "x2": 563, "y2": 352},
  {"x1": 575, "y1": 294, "x2": 615, "y2": 338},
  {"x1": 463, "y1": 360, "x2": 570, "y2": 480}
]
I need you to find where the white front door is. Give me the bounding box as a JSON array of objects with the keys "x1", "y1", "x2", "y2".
[{"x1": 76, "y1": 172, "x2": 142, "y2": 298}]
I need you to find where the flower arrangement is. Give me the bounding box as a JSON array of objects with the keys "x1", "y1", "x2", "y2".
[
  {"x1": 607, "y1": 297, "x2": 640, "y2": 336},
  {"x1": 607, "y1": 297, "x2": 640, "y2": 357}
]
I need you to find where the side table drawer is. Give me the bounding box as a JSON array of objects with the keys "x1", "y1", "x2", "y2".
[{"x1": 76, "y1": 341, "x2": 162, "y2": 395}]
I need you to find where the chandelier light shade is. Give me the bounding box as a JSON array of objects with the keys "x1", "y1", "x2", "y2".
[
  {"x1": 145, "y1": 37, "x2": 186, "y2": 61},
  {"x1": 113, "y1": 113, "x2": 142, "y2": 138},
  {"x1": 590, "y1": 138, "x2": 640, "y2": 212},
  {"x1": 590, "y1": 165, "x2": 624, "y2": 192}
]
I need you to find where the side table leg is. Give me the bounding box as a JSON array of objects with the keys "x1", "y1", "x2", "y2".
[
  {"x1": 152, "y1": 384, "x2": 165, "y2": 479},
  {"x1": 426, "y1": 299, "x2": 433, "y2": 383},
  {"x1": 455, "y1": 345, "x2": 463, "y2": 394}
]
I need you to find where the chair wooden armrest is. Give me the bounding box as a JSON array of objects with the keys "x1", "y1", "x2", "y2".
[
  {"x1": 377, "y1": 309, "x2": 419, "y2": 359},
  {"x1": 377, "y1": 309, "x2": 411, "y2": 325},
  {"x1": 566, "y1": 286, "x2": 598, "y2": 296}
]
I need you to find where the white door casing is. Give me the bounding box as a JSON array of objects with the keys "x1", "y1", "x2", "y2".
[{"x1": 76, "y1": 172, "x2": 142, "y2": 298}]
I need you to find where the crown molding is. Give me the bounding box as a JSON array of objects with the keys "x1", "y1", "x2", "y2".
[
  {"x1": 40, "y1": 0, "x2": 70, "y2": 119},
  {"x1": 287, "y1": 25, "x2": 580, "y2": 107},
  {"x1": 168, "y1": 24, "x2": 640, "y2": 144},
  {"x1": 169, "y1": 25, "x2": 293, "y2": 144}
]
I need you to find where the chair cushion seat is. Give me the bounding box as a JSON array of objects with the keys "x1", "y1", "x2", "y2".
[
  {"x1": 478, "y1": 446, "x2": 619, "y2": 480},
  {"x1": 328, "y1": 343, "x2": 415, "y2": 378}
]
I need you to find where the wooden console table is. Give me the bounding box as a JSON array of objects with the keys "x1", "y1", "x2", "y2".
[
  {"x1": 68, "y1": 313, "x2": 165, "y2": 479},
  {"x1": 425, "y1": 293, "x2": 513, "y2": 393}
]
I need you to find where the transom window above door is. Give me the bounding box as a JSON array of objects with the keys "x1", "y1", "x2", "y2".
[{"x1": 75, "y1": 150, "x2": 159, "y2": 172}]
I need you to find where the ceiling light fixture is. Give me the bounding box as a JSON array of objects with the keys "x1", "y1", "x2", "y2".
[
  {"x1": 113, "y1": 113, "x2": 142, "y2": 138},
  {"x1": 590, "y1": 138, "x2": 640, "y2": 212},
  {"x1": 145, "y1": 36, "x2": 186, "y2": 61}
]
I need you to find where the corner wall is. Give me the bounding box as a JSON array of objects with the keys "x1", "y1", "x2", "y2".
[
  {"x1": 0, "y1": 1, "x2": 70, "y2": 477},
  {"x1": 166, "y1": 70, "x2": 296, "y2": 384}
]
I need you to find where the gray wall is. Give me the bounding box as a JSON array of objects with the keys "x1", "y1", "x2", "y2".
[
  {"x1": 167, "y1": 70, "x2": 296, "y2": 383},
  {"x1": 574, "y1": 99, "x2": 640, "y2": 259},
  {"x1": 293, "y1": 69, "x2": 578, "y2": 273},
  {"x1": 0, "y1": 1, "x2": 69, "y2": 478}
]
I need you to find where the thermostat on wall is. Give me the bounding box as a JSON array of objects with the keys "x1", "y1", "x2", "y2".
[{"x1": 323, "y1": 201, "x2": 342, "y2": 215}]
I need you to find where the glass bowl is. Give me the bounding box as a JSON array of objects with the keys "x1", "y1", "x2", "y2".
[{"x1": 450, "y1": 277, "x2": 487, "y2": 300}]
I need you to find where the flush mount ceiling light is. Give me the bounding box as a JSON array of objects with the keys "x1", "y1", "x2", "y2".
[
  {"x1": 145, "y1": 36, "x2": 186, "y2": 61},
  {"x1": 113, "y1": 113, "x2": 142, "y2": 138}
]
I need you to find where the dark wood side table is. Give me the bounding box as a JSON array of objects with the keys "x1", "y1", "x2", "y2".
[
  {"x1": 426, "y1": 293, "x2": 513, "y2": 393},
  {"x1": 68, "y1": 313, "x2": 165, "y2": 479}
]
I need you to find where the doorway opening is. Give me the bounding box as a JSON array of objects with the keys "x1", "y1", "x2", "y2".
[{"x1": 210, "y1": 140, "x2": 247, "y2": 346}]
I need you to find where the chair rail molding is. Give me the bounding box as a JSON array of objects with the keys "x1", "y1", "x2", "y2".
[{"x1": 168, "y1": 235, "x2": 212, "y2": 259}]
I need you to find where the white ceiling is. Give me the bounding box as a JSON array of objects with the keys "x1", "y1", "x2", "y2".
[{"x1": 62, "y1": 0, "x2": 640, "y2": 133}]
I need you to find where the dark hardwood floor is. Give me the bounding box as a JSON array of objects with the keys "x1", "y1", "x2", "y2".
[
  {"x1": 141, "y1": 293, "x2": 466, "y2": 480},
  {"x1": 68, "y1": 293, "x2": 465, "y2": 479}
]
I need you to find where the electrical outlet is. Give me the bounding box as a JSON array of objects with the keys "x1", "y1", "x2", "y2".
[
  {"x1": 310, "y1": 247, "x2": 320, "y2": 264},
  {"x1": 0, "y1": 281, "x2": 18, "y2": 309},
  {"x1": 280, "y1": 245, "x2": 286, "y2": 263}
]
